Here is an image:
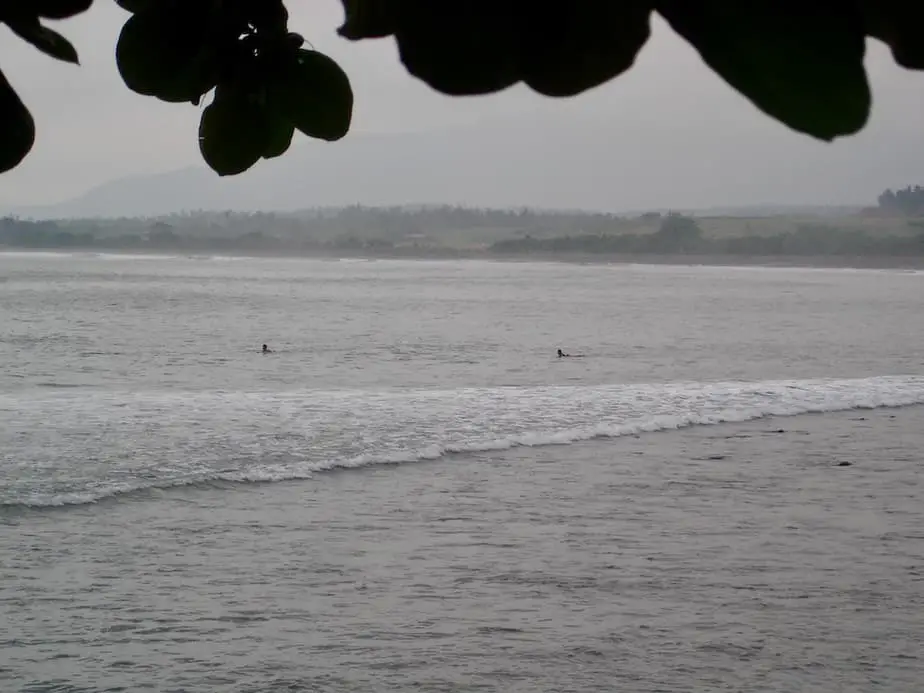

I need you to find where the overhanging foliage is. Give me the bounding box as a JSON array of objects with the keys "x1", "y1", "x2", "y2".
[{"x1": 2, "y1": 1, "x2": 922, "y2": 176}]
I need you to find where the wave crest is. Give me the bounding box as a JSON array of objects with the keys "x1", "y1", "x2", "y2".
[{"x1": 2, "y1": 375, "x2": 923, "y2": 509}]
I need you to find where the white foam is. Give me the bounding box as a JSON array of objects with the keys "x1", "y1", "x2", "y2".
[{"x1": 3, "y1": 375, "x2": 924, "y2": 508}]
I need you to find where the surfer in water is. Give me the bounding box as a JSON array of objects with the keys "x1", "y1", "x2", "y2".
[
  {"x1": 557, "y1": 348, "x2": 569, "y2": 358},
  {"x1": 262, "y1": 344, "x2": 272, "y2": 354}
]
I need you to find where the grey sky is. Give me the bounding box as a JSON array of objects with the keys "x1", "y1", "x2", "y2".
[{"x1": 2, "y1": 2, "x2": 924, "y2": 212}]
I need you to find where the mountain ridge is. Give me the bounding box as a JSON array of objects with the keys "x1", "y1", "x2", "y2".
[{"x1": 4, "y1": 113, "x2": 913, "y2": 219}]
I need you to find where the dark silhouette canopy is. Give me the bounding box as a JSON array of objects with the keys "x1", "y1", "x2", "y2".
[{"x1": 2, "y1": 1, "x2": 923, "y2": 176}]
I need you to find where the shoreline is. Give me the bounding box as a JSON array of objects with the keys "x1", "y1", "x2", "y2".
[{"x1": 3, "y1": 246, "x2": 924, "y2": 271}]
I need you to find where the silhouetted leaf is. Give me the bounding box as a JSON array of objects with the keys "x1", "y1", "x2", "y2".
[
  {"x1": 270, "y1": 50, "x2": 353, "y2": 141},
  {"x1": 6, "y1": 16, "x2": 80, "y2": 64},
  {"x1": 198, "y1": 87, "x2": 270, "y2": 175},
  {"x1": 656, "y1": 0, "x2": 870, "y2": 141},
  {"x1": 859, "y1": 1, "x2": 924, "y2": 69},
  {"x1": 339, "y1": 0, "x2": 395, "y2": 39},
  {"x1": 245, "y1": 0, "x2": 288, "y2": 33},
  {"x1": 523, "y1": 1, "x2": 653, "y2": 97},
  {"x1": 0, "y1": 69, "x2": 36, "y2": 173},
  {"x1": 34, "y1": 0, "x2": 93, "y2": 19},
  {"x1": 114, "y1": 0, "x2": 155, "y2": 13},
  {"x1": 262, "y1": 113, "x2": 295, "y2": 159},
  {"x1": 391, "y1": 1, "x2": 522, "y2": 95},
  {"x1": 116, "y1": 5, "x2": 217, "y2": 103}
]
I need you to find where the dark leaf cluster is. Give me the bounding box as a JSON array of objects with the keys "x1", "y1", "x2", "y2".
[
  {"x1": 115, "y1": 0, "x2": 352, "y2": 176},
  {"x1": 340, "y1": 0, "x2": 924, "y2": 143},
  {"x1": 3, "y1": 1, "x2": 924, "y2": 177},
  {"x1": 1, "y1": 0, "x2": 91, "y2": 172},
  {"x1": 2, "y1": 0, "x2": 352, "y2": 176}
]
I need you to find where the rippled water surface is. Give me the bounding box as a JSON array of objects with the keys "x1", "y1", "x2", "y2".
[{"x1": 1, "y1": 253, "x2": 923, "y2": 691}]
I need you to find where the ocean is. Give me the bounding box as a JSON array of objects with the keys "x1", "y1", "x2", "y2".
[{"x1": 1, "y1": 253, "x2": 922, "y2": 691}]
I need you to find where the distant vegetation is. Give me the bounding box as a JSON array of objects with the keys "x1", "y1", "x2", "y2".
[
  {"x1": 3, "y1": 187, "x2": 924, "y2": 263},
  {"x1": 491, "y1": 213, "x2": 924, "y2": 257},
  {"x1": 0, "y1": 206, "x2": 629, "y2": 256},
  {"x1": 876, "y1": 185, "x2": 924, "y2": 217}
]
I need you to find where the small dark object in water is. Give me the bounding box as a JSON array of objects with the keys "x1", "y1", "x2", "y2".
[
  {"x1": 707, "y1": 454, "x2": 726, "y2": 461},
  {"x1": 557, "y1": 348, "x2": 585, "y2": 358},
  {"x1": 836, "y1": 461, "x2": 852, "y2": 467},
  {"x1": 773, "y1": 429, "x2": 785, "y2": 433}
]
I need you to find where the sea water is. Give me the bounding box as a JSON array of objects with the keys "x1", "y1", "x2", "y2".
[{"x1": 1, "y1": 254, "x2": 922, "y2": 691}]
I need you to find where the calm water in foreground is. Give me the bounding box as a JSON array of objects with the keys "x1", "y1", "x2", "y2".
[{"x1": 1, "y1": 253, "x2": 922, "y2": 691}]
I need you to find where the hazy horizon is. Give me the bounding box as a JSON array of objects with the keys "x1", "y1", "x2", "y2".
[{"x1": 2, "y1": 2, "x2": 924, "y2": 215}]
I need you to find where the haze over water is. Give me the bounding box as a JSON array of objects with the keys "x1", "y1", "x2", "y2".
[{"x1": 2, "y1": 253, "x2": 923, "y2": 691}]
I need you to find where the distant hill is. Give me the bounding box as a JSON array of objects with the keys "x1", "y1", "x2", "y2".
[
  {"x1": 4, "y1": 110, "x2": 918, "y2": 220},
  {"x1": 9, "y1": 115, "x2": 645, "y2": 218}
]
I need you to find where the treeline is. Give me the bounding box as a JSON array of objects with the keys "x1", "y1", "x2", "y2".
[
  {"x1": 2, "y1": 207, "x2": 923, "y2": 258},
  {"x1": 284, "y1": 204, "x2": 630, "y2": 237},
  {"x1": 877, "y1": 185, "x2": 924, "y2": 216},
  {"x1": 0, "y1": 204, "x2": 640, "y2": 251},
  {"x1": 490, "y1": 214, "x2": 924, "y2": 257},
  {"x1": 0, "y1": 217, "x2": 467, "y2": 255},
  {"x1": 1, "y1": 205, "x2": 631, "y2": 241}
]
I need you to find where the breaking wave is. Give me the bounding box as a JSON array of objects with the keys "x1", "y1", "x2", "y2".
[{"x1": 2, "y1": 375, "x2": 923, "y2": 509}]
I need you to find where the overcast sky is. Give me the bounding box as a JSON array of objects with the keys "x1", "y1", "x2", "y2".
[{"x1": 2, "y1": 2, "x2": 924, "y2": 211}]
